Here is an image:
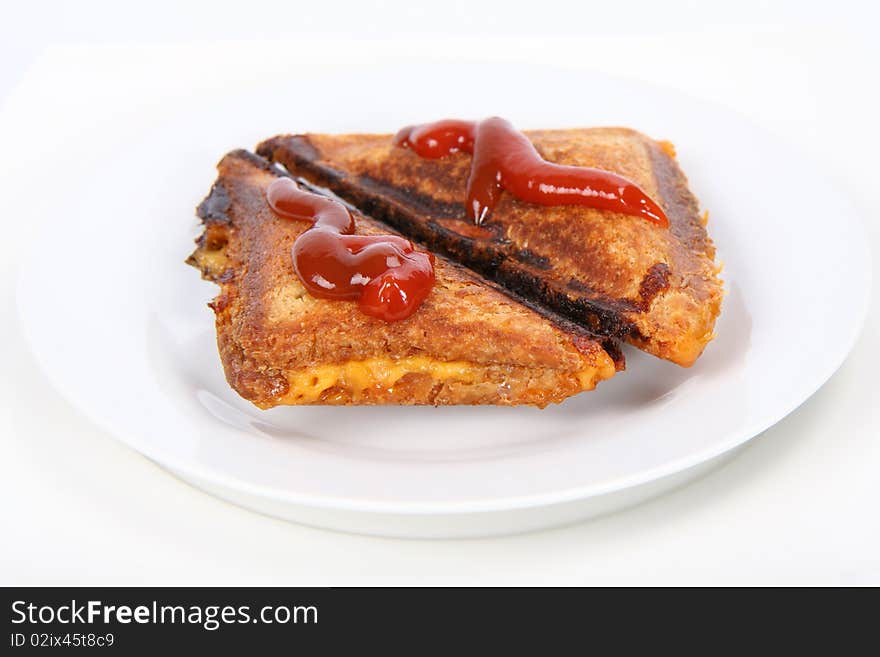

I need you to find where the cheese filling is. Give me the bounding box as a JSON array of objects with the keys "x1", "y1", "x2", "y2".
[
  {"x1": 277, "y1": 355, "x2": 610, "y2": 404},
  {"x1": 282, "y1": 357, "x2": 478, "y2": 403}
]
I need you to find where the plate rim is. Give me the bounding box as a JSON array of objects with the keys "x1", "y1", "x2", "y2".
[{"x1": 11, "y1": 60, "x2": 874, "y2": 517}]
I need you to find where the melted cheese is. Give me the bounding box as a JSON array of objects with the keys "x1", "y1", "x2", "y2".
[
  {"x1": 658, "y1": 140, "x2": 677, "y2": 159},
  {"x1": 191, "y1": 246, "x2": 229, "y2": 279},
  {"x1": 282, "y1": 356, "x2": 479, "y2": 403},
  {"x1": 576, "y1": 358, "x2": 616, "y2": 389}
]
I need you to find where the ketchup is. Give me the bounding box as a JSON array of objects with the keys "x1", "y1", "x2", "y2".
[
  {"x1": 394, "y1": 117, "x2": 668, "y2": 227},
  {"x1": 266, "y1": 178, "x2": 435, "y2": 321}
]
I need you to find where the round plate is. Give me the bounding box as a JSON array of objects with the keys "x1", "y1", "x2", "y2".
[{"x1": 16, "y1": 60, "x2": 871, "y2": 537}]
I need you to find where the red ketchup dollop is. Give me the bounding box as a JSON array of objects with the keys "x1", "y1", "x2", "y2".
[
  {"x1": 394, "y1": 117, "x2": 668, "y2": 227},
  {"x1": 266, "y1": 178, "x2": 435, "y2": 322}
]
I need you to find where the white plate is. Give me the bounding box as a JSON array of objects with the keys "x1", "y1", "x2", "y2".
[{"x1": 16, "y1": 60, "x2": 871, "y2": 537}]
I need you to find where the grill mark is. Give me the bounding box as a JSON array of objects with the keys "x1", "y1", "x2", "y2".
[
  {"x1": 514, "y1": 248, "x2": 551, "y2": 270},
  {"x1": 638, "y1": 262, "x2": 671, "y2": 310},
  {"x1": 196, "y1": 180, "x2": 231, "y2": 225},
  {"x1": 357, "y1": 174, "x2": 464, "y2": 219}
]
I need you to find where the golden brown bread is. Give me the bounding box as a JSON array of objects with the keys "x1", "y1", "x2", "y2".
[
  {"x1": 257, "y1": 127, "x2": 723, "y2": 366},
  {"x1": 188, "y1": 150, "x2": 621, "y2": 408}
]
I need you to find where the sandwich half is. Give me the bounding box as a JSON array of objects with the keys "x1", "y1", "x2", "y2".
[
  {"x1": 188, "y1": 150, "x2": 621, "y2": 408},
  {"x1": 257, "y1": 127, "x2": 723, "y2": 366}
]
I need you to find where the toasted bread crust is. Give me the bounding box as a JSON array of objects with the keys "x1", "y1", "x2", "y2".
[
  {"x1": 257, "y1": 127, "x2": 722, "y2": 366},
  {"x1": 189, "y1": 150, "x2": 620, "y2": 408}
]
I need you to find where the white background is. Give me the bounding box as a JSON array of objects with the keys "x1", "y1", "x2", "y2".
[{"x1": 1, "y1": 0, "x2": 878, "y2": 585}]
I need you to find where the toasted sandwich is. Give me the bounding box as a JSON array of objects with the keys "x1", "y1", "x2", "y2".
[
  {"x1": 257, "y1": 127, "x2": 723, "y2": 366},
  {"x1": 188, "y1": 150, "x2": 621, "y2": 408}
]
